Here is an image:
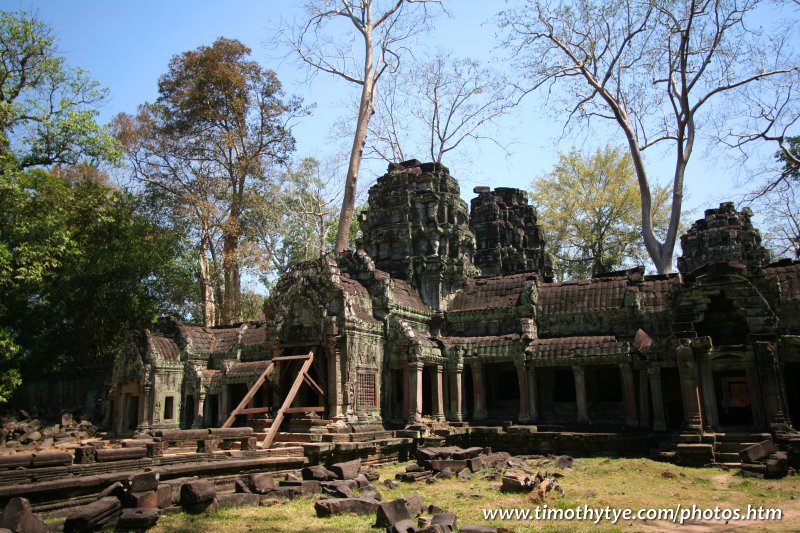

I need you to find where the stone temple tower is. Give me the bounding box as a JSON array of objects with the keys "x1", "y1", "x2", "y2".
[
  {"x1": 470, "y1": 186, "x2": 553, "y2": 281},
  {"x1": 358, "y1": 160, "x2": 479, "y2": 310},
  {"x1": 677, "y1": 202, "x2": 772, "y2": 273}
]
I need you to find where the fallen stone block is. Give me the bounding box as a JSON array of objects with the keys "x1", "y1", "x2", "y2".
[
  {"x1": 129, "y1": 472, "x2": 159, "y2": 493},
  {"x1": 428, "y1": 459, "x2": 467, "y2": 473},
  {"x1": 182, "y1": 499, "x2": 219, "y2": 515},
  {"x1": 117, "y1": 508, "x2": 159, "y2": 531},
  {"x1": 459, "y1": 526, "x2": 497, "y2": 533},
  {"x1": 417, "y1": 525, "x2": 453, "y2": 533},
  {"x1": 244, "y1": 473, "x2": 276, "y2": 494},
  {"x1": 216, "y1": 493, "x2": 261, "y2": 509},
  {"x1": 321, "y1": 480, "x2": 355, "y2": 498},
  {"x1": 302, "y1": 465, "x2": 337, "y2": 481},
  {"x1": 0, "y1": 497, "x2": 48, "y2": 533},
  {"x1": 395, "y1": 470, "x2": 432, "y2": 482},
  {"x1": 383, "y1": 478, "x2": 399, "y2": 489},
  {"x1": 766, "y1": 451, "x2": 788, "y2": 478},
  {"x1": 402, "y1": 493, "x2": 423, "y2": 517},
  {"x1": 468, "y1": 452, "x2": 511, "y2": 472},
  {"x1": 63, "y1": 497, "x2": 120, "y2": 533},
  {"x1": 388, "y1": 518, "x2": 417, "y2": 533},
  {"x1": 451, "y1": 447, "x2": 484, "y2": 460},
  {"x1": 501, "y1": 469, "x2": 538, "y2": 492},
  {"x1": 330, "y1": 459, "x2": 361, "y2": 480},
  {"x1": 269, "y1": 486, "x2": 304, "y2": 499},
  {"x1": 278, "y1": 480, "x2": 320, "y2": 495},
  {"x1": 180, "y1": 480, "x2": 216, "y2": 505},
  {"x1": 156, "y1": 484, "x2": 172, "y2": 509},
  {"x1": 457, "y1": 468, "x2": 472, "y2": 481},
  {"x1": 431, "y1": 511, "x2": 457, "y2": 531},
  {"x1": 358, "y1": 484, "x2": 382, "y2": 501},
  {"x1": 740, "y1": 440, "x2": 778, "y2": 463},
  {"x1": 375, "y1": 498, "x2": 412, "y2": 528},
  {"x1": 314, "y1": 497, "x2": 379, "y2": 517},
  {"x1": 124, "y1": 491, "x2": 158, "y2": 509},
  {"x1": 554, "y1": 455, "x2": 573, "y2": 468},
  {"x1": 99, "y1": 481, "x2": 125, "y2": 500},
  {"x1": 362, "y1": 466, "x2": 380, "y2": 481}
]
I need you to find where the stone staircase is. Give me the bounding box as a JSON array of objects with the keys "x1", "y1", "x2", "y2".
[{"x1": 711, "y1": 432, "x2": 772, "y2": 468}]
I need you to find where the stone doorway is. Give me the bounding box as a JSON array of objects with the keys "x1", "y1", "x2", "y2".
[
  {"x1": 463, "y1": 365, "x2": 474, "y2": 419},
  {"x1": 183, "y1": 395, "x2": 194, "y2": 428},
  {"x1": 484, "y1": 362, "x2": 519, "y2": 420},
  {"x1": 714, "y1": 370, "x2": 753, "y2": 426},
  {"x1": 125, "y1": 395, "x2": 139, "y2": 431},
  {"x1": 785, "y1": 363, "x2": 800, "y2": 429},
  {"x1": 421, "y1": 365, "x2": 433, "y2": 416}
]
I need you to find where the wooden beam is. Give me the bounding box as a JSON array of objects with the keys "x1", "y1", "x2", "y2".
[
  {"x1": 283, "y1": 406, "x2": 326, "y2": 413},
  {"x1": 261, "y1": 349, "x2": 315, "y2": 450},
  {"x1": 272, "y1": 354, "x2": 313, "y2": 361},
  {"x1": 221, "y1": 361, "x2": 274, "y2": 428},
  {"x1": 302, "y1": 373, "x2": 326, "y2": 398},
  {"x1": 236, "y1": 407, "x2": 272, "y2": 415}
]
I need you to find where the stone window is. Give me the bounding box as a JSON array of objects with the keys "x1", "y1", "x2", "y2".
[
  {"x1": 357, "y1": 372, "x2": 376, "y2": 409},
  {"x1": 163, "y1": 396, "x2": 175, "y2": 420}
]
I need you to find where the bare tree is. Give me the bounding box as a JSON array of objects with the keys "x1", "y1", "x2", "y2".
[
  {"x1": 500, "y1": 0, "x2": 799, "y2": 274},
  {"x1": 367, "y1": 52, "x2": 516, "y2": 164},
  {"x1": 285, "y1": 0, "x2": 442, "y2": 252},
  {"x1": 756, "y1": 178, "x2": 800, "y2": 259}
]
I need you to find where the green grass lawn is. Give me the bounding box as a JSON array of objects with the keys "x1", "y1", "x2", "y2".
[{"x1": 152, "y1": 457, "x2": 800, "y2": 532}]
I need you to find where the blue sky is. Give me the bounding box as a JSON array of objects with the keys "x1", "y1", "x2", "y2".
[{"x1": 2, "y1": 1, "x2": 794, "y2": 225}]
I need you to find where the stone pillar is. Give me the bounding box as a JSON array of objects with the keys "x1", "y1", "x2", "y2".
[
  {"x1": 401, "y1": 366, "x2": 409, "y2": 421},
  {"x1": 471, "y1": 362, "x2": 487, "y2": 421},
  {"x1": 638, "y1": 369, "x2": 651, "y2": 429},
  {"x1": 573, "y1": 365, "x2": 589, "y2": 424},
  {"x1": 619, "y1": 363, "x2": 638, "y2": 427},
  {"x1": 648, "y1": 366, "x2": 667, "y2": 431},
  {"x1": 407, "y1": 361, "x2": 423, "y2": 424},
  {"x1": 515, "y1": 360, "x2": 530, "y2": 423},
  {"x1": 139, "y1": 384, "x2": 151, "y2": 431},
  {"x1": 448, "y1": 363, "x2": 463, "y2": 422},
  {"x1": 697, "y1": 354, "x2": 719, "y2": 429},
  {"x1": 527, "y1": 365, "x2": 539, "y2": 422},
  {"x1": 193, "y1": 392, "x2": 206, "y2": 429},
  {"x1": 676, "y1": 344, "x2": 703, "y2": 432},
  {"x1": 115, "y1": 393, "x2": 126, "y2": 434},
  {"x1": 755, "y1": 341, "x2": 789, "y2": 430},
  {"x1": 328, "y1": 343, "x2": 345, "y2": 421},
  {"x1": 432, "y1": 364, "x2": 445, "y2": 421}
]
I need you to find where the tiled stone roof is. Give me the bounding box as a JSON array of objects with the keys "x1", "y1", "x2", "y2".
[
  {"x1": 638, "y1": 277, "x2": 678, "y2": 312},
  {"x1": 538, "y1": 278, "x2": 627, "y2": 314},
  {"x1": 530, "y1": 336, "x2": 629, "y2": 359},
  {"x1": 391, "y1": 279, "x2": 431, "y2": 312},
  {"x1": 763, "y1": 261, "x2": 800, "y2": 302},
  {"x1": 146, "y1": 334, "x2": 180, "y2": 362},
  {"x1": 227, "y1": 360, "x2": 272, "y2": 378},
  {"x1": 241, "y1": 325, "x2": 266, "y2": 345},
  {"x1": 177, "y1": 325, "x2": 240, "y2": 354},
  {"x1": 339, "y1": 275, "x2": 380, "y2": 323},
  {"x1": 441, "y1": 333, "x2": 522, "y2": 349},
  {"x1": 448, "y1": 273, "x2": 538, "y2": 312}
]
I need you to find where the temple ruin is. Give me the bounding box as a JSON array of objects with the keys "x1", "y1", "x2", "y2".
[{"x1": 109, "y1": 160, "x2": 800, "y2": 446}]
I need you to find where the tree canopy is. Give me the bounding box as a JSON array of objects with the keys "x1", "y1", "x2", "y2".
[{"x1": 531, "y1": 146, "x2": 671, "y2": 280}]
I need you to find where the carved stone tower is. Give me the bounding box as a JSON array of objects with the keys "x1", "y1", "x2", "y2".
[
  {"x1": 470, "y1": 186, "x2": 553, "y2": 280},
  {"x1": 358, "y1": 160, "x2": 478, "y2": 310},
  {"x1": 678, "y1": 202, "x2": 772, "y2": 273}
]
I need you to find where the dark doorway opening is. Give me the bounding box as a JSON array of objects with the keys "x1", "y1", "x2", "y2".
[
  {"x1": 183, "y1": 395, "x2": 194, "y2": 428},
  {"x1": 228, "y1": 383, "x2": 249, "y2": 427},
  {"x1": 126, "y1": 396, "x2": 139, "y2": 431},
  {"x1": 463, "y1": 365, "x2": 474, "y2": 419},
  {"x1": 714, "y1": 370, "x2": 753, "y2": 426},
  {"x1": 206, "y1": 394, "x2": 219, "y2": 427},
  {"x1": 485, "y1": 362, "x2": 519, "y2": 419},
  {"x1": 662, "y1": 367, "x2": 683, "y2": 429},
  {"x1": 392, "y1": 369, "x2": 403, "y2": 420},
  {"x1": 553, "y1": 368, "x2": 576, "y2": 403}
]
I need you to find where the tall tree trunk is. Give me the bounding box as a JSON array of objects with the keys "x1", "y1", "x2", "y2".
[
  {"x1": 221, "y1": 230, "x2": 242, "y2": 324},
  {"x1": 198, "y1": 234, "x2": 216, "y2": 326}
]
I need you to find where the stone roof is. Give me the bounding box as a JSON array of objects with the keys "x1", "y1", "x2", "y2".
[
  {"x1": 441, "y1": 333, "x2": 522, "y2": 349},
  {"x1": 530, "y1": 336, "x2": 629, "y2": 359},
  {"x1": 339, "y1": 275, "x2": 380, "y2": 323},
  {"x1": 177, "y1": 324, "x2": 242, "y2": 354},
  {"x1": 392, "y1": 279, "x2": 431, "y2": 312},
  {"x1": 538, "y1": 278, "x2": 628, "y2": 314},
  {"x1": 146, "y1": 334, "x2": 180, "y2": 362},
  {"x1": 227, "y1": 360, "x2": 272, "y2": 378},
  {"x1": 241, "y1": 324, "x2": 266, "y2": 346},
  {"x1": 448, "y1": 273, "x2": 538, "y2": 312},
  {"x1": 637, "y1": 277, "x2": 678, "y2": 312},
  {"x1": 763, "y1": 260, "x2": 800, "y2": 302}
]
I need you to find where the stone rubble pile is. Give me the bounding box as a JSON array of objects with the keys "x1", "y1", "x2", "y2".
[{"x1": 0, "y1": 411, "x2": 99, "y2": 452}]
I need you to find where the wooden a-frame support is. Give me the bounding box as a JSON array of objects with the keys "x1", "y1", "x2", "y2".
[{"x1": 220, "y1": 348, "x2": 325, "y2": 450}]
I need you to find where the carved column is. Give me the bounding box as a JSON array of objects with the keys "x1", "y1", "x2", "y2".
[
  {"x1": 527, "y1": 364, "x2": 539, "y2": 422},
  {"x1": 648, "y1": 365, "x2": 667, "y2": 431},
  {"x1": 620, "y1": 363, "x2": 638, "y2": 427},
  {"x1": 471, "y1": 362, "x2": 487, "y2": 421},
  {"x1": 139, "y1": 383, "x2": 151, "y2": 432},
  {"x1": 638, "y1": 369, "x2": 651, "y2": 429},
  {"x1": 697, "y1": 353, "x2": 719, "y2": 429},
  {"x1": 448, "y1": 363, "x2": 463, "y2": 422},
  {"x1": 407, "y1": 361, "x2": 423, "y2": 424},
  {"x1": 755, "y1": 341, "x2": 789, "y2": 430},
  {"x1": 676, "y1": 344, "x2": 703, "y2": 432},
  {"x1": 745, "y1": 362, "x2": 766, "y2": 427},
  {"x1": 432, "y1": 364, "x2": 445, "y2": 421},
  {"x1": 573, "y1": 365, "x2": 589, "y2": 424},
  {"x1": 515, "y1": 360, "x2": 530, "y2": 423},
  {"x1": 328, "y1": 342, "x2": 345, "y2": 421},
  {"x1": 193, "y1": 392, "x2": 206, "y2": 429}
]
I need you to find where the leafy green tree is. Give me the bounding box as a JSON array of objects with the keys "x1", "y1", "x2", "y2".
[
  {"x1": 531, "y1": 146, "x2": 671, "y2": 280},
  {"x1": 0, "y1": 168, "x2": 195, "y2": 377},
  {"x1": 113, "y1": 38, "x2": 302, "y2": 325},
  {"x1": 0, "y1": 11, "x2": 120, "y2": 168}
]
